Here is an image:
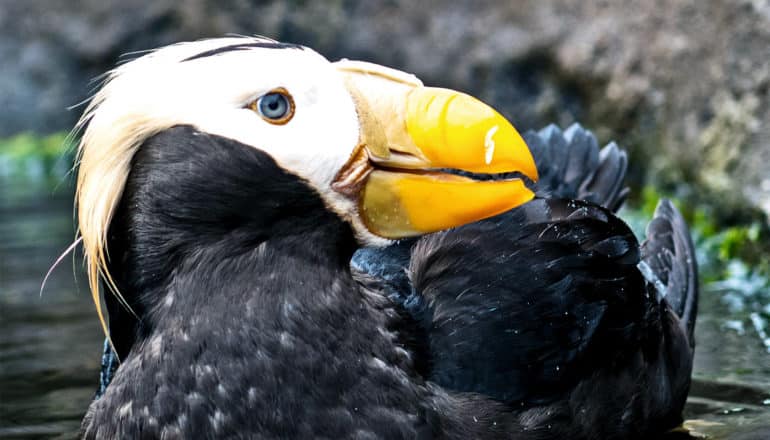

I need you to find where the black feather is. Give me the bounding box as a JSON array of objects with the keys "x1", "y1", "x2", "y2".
[
  {"x1": 409, "y1": 199, "x2": 644, "y2": 405},
  {"x1": 525, "y1": 123, "x2": 629, "y2": 210},
  {"x1": 640, "y1": 199, "x2": 699, "y2": 342},
  {"x1": 406, "y1": 198, "x2": 696, "y2": 437},
  {"x1": 182, "y1": 41, "x2": 304, "y2": 62}
]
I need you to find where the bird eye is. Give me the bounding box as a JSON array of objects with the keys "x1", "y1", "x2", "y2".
[{"x1": 250, "y1": 89, "x2": 294, "y2": 125}]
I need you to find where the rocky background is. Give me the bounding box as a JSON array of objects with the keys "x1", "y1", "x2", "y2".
[{"x1": 2, "y1": 0, "x2": 769, "y2": 221}]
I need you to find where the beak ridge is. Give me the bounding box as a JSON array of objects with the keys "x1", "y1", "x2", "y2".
[{"x1": 404, "y1": 87, "x2": 538, "y2": 180}]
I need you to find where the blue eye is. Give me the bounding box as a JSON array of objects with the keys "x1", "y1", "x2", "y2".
[{"x1": 255, "y1": 91, "x2": 294, "y2": 123}]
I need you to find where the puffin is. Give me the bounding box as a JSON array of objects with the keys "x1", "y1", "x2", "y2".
[{"x1": 75, "y1": 37, "x2": 698, "y2": 439}]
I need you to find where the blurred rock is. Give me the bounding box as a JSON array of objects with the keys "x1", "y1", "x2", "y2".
[{"x1": 2, "y1": 0, "x2": 769, "y2": 217}]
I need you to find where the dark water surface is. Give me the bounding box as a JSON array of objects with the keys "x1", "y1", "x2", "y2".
[{"x1": 1, "y1": 187, "x2": 769, "y2": 439}]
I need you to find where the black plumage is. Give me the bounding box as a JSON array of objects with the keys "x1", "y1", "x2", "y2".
[
  {"x1": 85, "y1": 127, "x2": 440, "y2": 438},
  {"x1": 525, "y1": 124, "x2": 629, "y2": 210},
  {"x1": 405, "y1": 197, "x2": 696, "y2": 437},
  {"x1": 87, "y1": 122, "x2": 697, "y2": 438}
]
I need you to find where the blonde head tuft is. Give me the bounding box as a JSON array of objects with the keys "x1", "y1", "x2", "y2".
[{"x1": 74, "y1": 36, "x2": 282, "y2": 341}]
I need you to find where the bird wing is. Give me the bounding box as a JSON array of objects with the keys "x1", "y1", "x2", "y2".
[
  {"x1": 639, "y1": 199, "x2": 699, "y2": 343},
  {"x1": 406, "y1": 198, "x2": 697, "y2": 437},
  {"x1": 407, "y1": 198, "x2": 646, "y2": 404}
]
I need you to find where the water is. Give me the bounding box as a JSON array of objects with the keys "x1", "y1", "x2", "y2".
[
  {"x1": 0, "y1": 186, "x2": 102, "y2": 439},
  {"x1": 1, "y1": 186, "x2": 769, "y2": 438}
]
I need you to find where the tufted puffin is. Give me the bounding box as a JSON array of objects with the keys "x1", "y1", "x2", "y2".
[{"x1": 75, "y1": 37, "x2": 697, "y2": 439}]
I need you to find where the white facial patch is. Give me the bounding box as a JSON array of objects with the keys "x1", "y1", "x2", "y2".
[{"x1": 79, "y1": 37, "x2": 386, "y2": 255}]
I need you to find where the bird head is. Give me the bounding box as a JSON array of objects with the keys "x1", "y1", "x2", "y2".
[{"x1": 74, "y1": 37, "x2": 538, "y2": 336}]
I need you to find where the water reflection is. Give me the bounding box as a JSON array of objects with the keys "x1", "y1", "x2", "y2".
[{"x1": 0, "y1": 186, "x2": 768, "y2": 438}]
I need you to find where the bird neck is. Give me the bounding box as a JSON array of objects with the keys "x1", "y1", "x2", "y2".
[
  {"x1": 114, "y1": 202, "x2": 361, "y2": 339},
  {"x1": 102, "y1": 126, "x2": 369, "y2": 358},
  {"x1": 95, "y1": 218, "x2": 433, "y2": 437},
  {"x1": 154, "y1": 218, "x2": 360, "y2": 328}
]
